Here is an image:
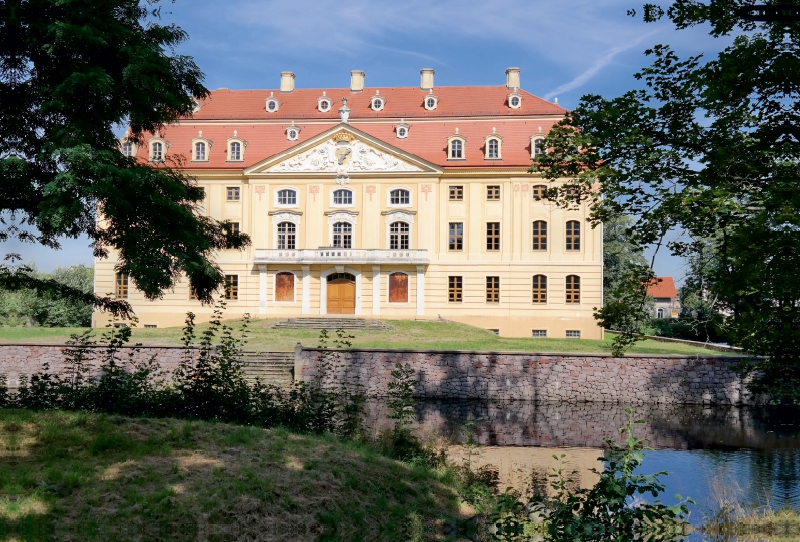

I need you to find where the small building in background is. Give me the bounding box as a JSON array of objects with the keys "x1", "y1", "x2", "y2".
[{"x1": 648, "y1": 277, "x2": 680, "y2": 319}]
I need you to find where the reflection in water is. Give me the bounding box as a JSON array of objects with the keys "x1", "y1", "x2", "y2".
[{"x1": 366, "y1": 400, "x2": 800, "y2": 541}]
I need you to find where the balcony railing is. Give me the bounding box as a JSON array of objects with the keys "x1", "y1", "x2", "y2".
[{"x1": 254, "y1": 248, "x2": 429, "y2": 265}]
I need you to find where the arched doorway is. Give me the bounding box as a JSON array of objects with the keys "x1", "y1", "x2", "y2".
[{"x1": 327, "y1": 272, "x2": 356, "y2": 314}]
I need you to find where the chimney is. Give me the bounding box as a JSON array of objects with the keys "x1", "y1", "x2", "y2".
[
  {"x1": 505, "y1": 67, "x2": 520, "y2": 89},
  {"x1": 280, "y1": 71, "x2": 295, "y2": 93},
  {"x1": 420, "y1": 68, "x2": 435, "y2": 91},
  {"x1": 350, "y1": 70, "x2": 365, "y2": 92}
]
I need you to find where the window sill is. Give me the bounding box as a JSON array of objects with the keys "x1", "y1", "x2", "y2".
[
  {"x1": 225, "y1": 160, "x2": 245, "y2": 163},
  {"x1": 484, "y1": 157, "x2": 503, "y2": 161},
  {"x1": 447, "y1": 158, "x2": 466, "y2": 161}
]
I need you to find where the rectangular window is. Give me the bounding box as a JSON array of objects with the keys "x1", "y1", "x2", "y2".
[
  {"x1": 486, "y1": 185, "x2": 500, "y2": 200},
  {"x1": 486, "y1": 222, "x2": 500, "y2": 251},
  {"x1": 225, "y1": 222, "x2": 240, "y2": 234},
  {"x1": 225, "y1": 275, "x2": 238, "y2": 300},
  {"x1": 486, "y1": 276, "x2": 500, "y2": 303},
  {"x1": 566, "y1": 330, "x2": 581, "y2": 338},
  {"x1": 189, "y1": 286, "x2": 198, "y2": 300},
  {"x1": 566, "y1": 220, "x2": 581, "y2": 251},
  {"x1": 448, "y1": 222, "x2": 463, "y2": 251},
  {"x1": 532, "y1": 330, "x2": 547, "y2": 338},
  {"x1": 448, "y1": 276, "x2": 463, "y2": 303},
  {"x1": 532, "y1": 185, "x2": 547, "y2": 200},
  {"x1": 449, "y1": 185, "x2": 463, "y2": 201},
  {"x1": 144, "y1": 324, "x2": 158, "y2": 329},
  {"x1": 489, "y1": 329, "x2": 500, "y2": 335},
  {"x1": 115, "y1": 272, "x2": 128, "y2": 299},
  {"x1": 226, "y1": 187, "x2": 240, "y2": 201}
]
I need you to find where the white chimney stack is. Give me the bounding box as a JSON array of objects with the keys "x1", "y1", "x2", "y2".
[
  {"x1": 420, "y1": 68, "x2": 435, "y2": 91},
  {"x1": 350, "y1": 70, "x2": 365, "y2": 92},
  {"x1": 505, "y1": 67, "x2": 520, "y2": 89},
  {"x1": 280, "y1": 71, "x2": 295, "y2": 93}
]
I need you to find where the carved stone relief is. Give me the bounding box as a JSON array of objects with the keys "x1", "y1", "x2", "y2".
[{"x1": 267, "y1": 136, "x2": 421, "y2": 173}]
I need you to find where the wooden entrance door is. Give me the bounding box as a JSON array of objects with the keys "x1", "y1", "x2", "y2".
[{"x1": 327, "y1": 278, "x2": 356, "y2": 314}]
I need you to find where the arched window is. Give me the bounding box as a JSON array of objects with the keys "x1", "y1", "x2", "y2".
[
  {"x1": 277, "y1": 189, "x2": 297, "y2": 206},
  {"x1": 657, "y1": 308, "x2": 665, "y2": 318},
  {"x1": 566, "y1": 220, "x2": 581, "y2": 251},
  {"x1": 388, "y1": 272, "x2": 409, "y2": 303},
  {"x1": 194, "y1": 142, "x2": 206, "y2": 161},
  {"x1": 566, "y1": 275, "x2": 580, "y2": 304},
  {"x1": 533, "y1": 138, "x2": 545, "y2": 157},
  {"x1": 275, "y1": 272, "x2": 295, "y2": 302},
  {"x1": 151, "y1": 142, "x2": 163, "y2": 161},
  {"x1": 333, "y1": 189, "x2": 353, "y2": 205},
  {"x1": 487, "y1": 138, "x2": 500, "y2": 159},
  {"x1": 229, "y1": 142, "x2": 241, "y2": 161},
  {"x1": 389, "y1": 222, "x2": 409, "y2": 250},
  {"x1": 532, "y1": 220, "x2": 547, "y2": 250},
  {"x1": 277, "y1": 222, "x2": 296, "y2": 250},
  {"x1": 450, "y1": 139, "x2": 463, "y2": 159},
  {"x1": 332, "y1": 222, "x2": 352, "y2": 248},
  {"x1": 389, "y1": 189, "x2": 410, "y2": 205},
  {"x1": 532, "y1": 275, "x2": 547, "y2": 303}
]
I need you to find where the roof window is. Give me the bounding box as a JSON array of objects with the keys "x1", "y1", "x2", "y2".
[
  {"x1": 318, "y1": 92, "x2": 331, "y2": 112},
  {"x1": 370, "y1": 91, "x2": 385, "y2": 111},
  {"x1": 266, "y1": 91, "x2": 280, "y2": 113},
  {"x1": 508, "y1": 90, "x2": 522, "y2": 109},
  {"x1": 424, "y1": 90, "x2": 438, "y2": 110},
  {"x1": 286, "y1": 121, "x2": 300, "y2": 141},
  {"x1": 396, "y1": 120, "x2": 409, "y2": 139}
]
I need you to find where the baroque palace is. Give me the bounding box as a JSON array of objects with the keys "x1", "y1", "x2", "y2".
[{"x1": 98, "y1": 68, "x2": 603, "y2": 339}]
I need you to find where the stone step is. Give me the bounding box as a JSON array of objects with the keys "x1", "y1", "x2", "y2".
[{"x1": 271, "y1": 318, "x2": 394, "y2": 330}]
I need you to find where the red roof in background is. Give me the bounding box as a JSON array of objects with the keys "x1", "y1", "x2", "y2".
[
  {"x1": 192, "y1": 86, "x2": 566, "y2": 120},
  {"x1": 648, "y1": 277, "x2": 678, "y2": 298},
  {"x1": 139, "y1": 86, "x2": 567, "y2": 170}
]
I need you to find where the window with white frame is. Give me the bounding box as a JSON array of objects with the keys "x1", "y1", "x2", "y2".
[
  {"x1": 266, "y1": 96, "x2": 279, "y2": 112},
  {"x1": 277, "y1": 222, "x2": 296, "y2": 250},
  {"x1": 229, "y1": 141, "x2": 242, "y2": 161},
  {"x1": 194, "y1": 141, "x2": 206, "y2": 161},
  {"x1": 448, "y1": 138, "x2": 464, "y2": 159},
  {"x1": 486, "y1": 138, "x2": 501, "y2": 159},
  {"x1": 371, "y1": 94, "x2": 385, "y2": 111},
  {"x1": 286, "y1": 124, "x2": 300, "y2": 141},
  {"x1": 389, "y1": 188, "x2": 410, "y2": 206},
  {"x1": 389, "y1": 221, "x2": 409, "y2": 249},
  {"x1": 332, "y1": 189, "x2": 353, "y2": 206},
  {"x1": 318, "y1": 97, "x2": 331, "y2": 112},
  {"x1": 332, "y1": 222, "x2": 352, "y2": 248},
  {"x1": 122, "y1": 142, "x2": 133, "y2": 157},
  {"x1": 151, "y1": 141, "x2": 163, "y2": 162},
  {"x1": 533, "y1": 138, "x2": 545, "y2": 157},
  {"x1": 510, "y1": 95, "x2": 521, "y2": 108},
  {"x1": 424, "y1": 94, "x2": 438, "y2": 110},
  {"x1": 396, "y1": 122, "x2": 409, "y2": 139},
  {"x1": 277, "y1": 188, "x2": 298, "y2": 206}
]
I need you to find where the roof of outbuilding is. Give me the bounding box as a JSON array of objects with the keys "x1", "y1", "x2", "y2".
[{"x1": 648, "y1": 277, "x2": 678, "y2": 298}]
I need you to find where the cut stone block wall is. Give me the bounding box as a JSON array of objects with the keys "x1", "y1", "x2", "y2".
[{"x1": 294, "y1": 346, "x2": 755, "y2": 405}]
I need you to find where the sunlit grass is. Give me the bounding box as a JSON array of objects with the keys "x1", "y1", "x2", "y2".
[{"x1": 0, "y1": 318, "x2": 733, "y2": 355}]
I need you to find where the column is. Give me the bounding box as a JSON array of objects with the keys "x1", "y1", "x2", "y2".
[
  {"x1": 372, "y1": 265, "x2": 381, "y2": 315},
  {"x1": 301, "y1": 265, "x2": 311, "y2": 315},
  {"x1": 416, "y1": 265, "x2": 425, "y2": 316},
  {"x1": 258, "y1": 264, "x2": 267, "y2": 314}
]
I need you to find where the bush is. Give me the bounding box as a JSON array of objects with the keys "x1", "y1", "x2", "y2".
[{"x1": 649, "y1": 317, "x2": 728, "y2": 343}]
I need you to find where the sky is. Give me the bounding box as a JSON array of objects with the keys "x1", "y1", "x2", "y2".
[{"x1": 8, "y1": 0, "x2": 730, "y2": 284}]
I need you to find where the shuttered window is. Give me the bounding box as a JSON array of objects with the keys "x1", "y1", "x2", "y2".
[{"x1": 389, "y1": 273, "x2": 409, "y2": 303}]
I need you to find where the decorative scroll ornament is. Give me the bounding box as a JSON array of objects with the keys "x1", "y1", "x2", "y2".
[
  {"x1": 267, "y1": 134, "x2": 421, "y2": 173},
  {"x1": 421, "y1": 184, "x2": 432, "y2": 200},
  {"x1": 309, "y1": 185, "x2": 320, "y2": 201},
  {"x1": 326, "y1": 211, "x2": 358, "y2": 226},
  {"x1": 254, "y1": 185, "x2": 266, "y2": 201},
  {"x1": 365, "y1": 185, "x2": 376, "y2": 201}
]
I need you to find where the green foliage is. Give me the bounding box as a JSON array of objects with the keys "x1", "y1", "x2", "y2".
[
  {"x1": 532, "y1": 3, "x2": 800, "y2": 398},
  {"x1": 387, "y1": 363, "x2": 416, "y2": 429},
  {"x1": 594, "y1": 263, "x2": 657, "y2": 356},
  {"x1": 0, "y1": 0, "x2": 250, "y2": 315},
  {"x1": 603, "y1": 215, "x2": 650, "y2": 308},
  {"x1": 487, "y1": 411, "x2": 692, "y2": 541},
  {"x1": 0, "y1": 263, "x2": 94, "y2": 327},
  {"x1": 649, "y1": 318, "x2": 727, "y2": 343}
]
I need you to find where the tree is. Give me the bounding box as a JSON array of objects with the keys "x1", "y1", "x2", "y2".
[
  {"x1": 533, "y1": 2, "x2": 800, "y2": 400},
  {"x1": 602, "y1": 214, "x2": 649, "y2": 308},
  {"x1": 0, "y1": 0, "x2": 249, "y2": 318}
]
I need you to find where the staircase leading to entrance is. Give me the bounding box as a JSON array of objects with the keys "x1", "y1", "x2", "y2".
[
  {"x1": 271, "y1": 317, "x2": 395, "y2": 331},
  {"x1": 240, "y1": 351, "x2": 294, "y2": 386}
]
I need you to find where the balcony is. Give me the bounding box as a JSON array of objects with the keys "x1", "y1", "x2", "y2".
[{"x1": 254, "y1": 248, "x2": 429, "y2": 265}]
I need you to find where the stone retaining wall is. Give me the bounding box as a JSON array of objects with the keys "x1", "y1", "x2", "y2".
[
  {"x1": 295, "y1": 346, "x2": 756, "y2": 405},
  {"x1": 0, "y1": 344, "x2": 196, "y2": 387}
]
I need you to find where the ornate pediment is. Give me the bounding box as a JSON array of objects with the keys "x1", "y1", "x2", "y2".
[{"x1": 248, "y1": 126, "x2": 435, "y2": 175}]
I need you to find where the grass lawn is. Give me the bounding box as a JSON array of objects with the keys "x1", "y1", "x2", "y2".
[
  {"x1": 0, "y1": 318, "x2": 733, "y2": 356},
  {"x1": 0, "y1": 410, "x2": 465, "y2": 541}
]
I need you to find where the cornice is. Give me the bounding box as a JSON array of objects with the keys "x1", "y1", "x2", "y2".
[{"x1": 175, "y1": 115, "x2": 566, "y2": 127}]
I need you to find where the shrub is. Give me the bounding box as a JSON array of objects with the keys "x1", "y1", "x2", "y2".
[{"x1": 649, "y1": 317, "x2": 728, "y2": 343}]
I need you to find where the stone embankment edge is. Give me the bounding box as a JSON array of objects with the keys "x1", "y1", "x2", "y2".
[
  {"x1": 293, "y1": 344, "x2": 756, "y2": 405},
  {"x1": 604, "y1": 330, "x2": 744, "y2": 353}
]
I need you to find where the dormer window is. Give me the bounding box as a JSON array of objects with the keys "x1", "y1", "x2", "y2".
[
  {"x1": 396, "y1": 120, "x2": 409, "y2": 139},
  {"x1": 531, "y1": 136, "x2": 546, "y2": 158},
  {"x1": 371, "y1": 92, "x2": 385, "y2": 111},
  {"x1": 318, "y1": 92, "x2": 331, "y2": 112},
  {"x1": 485, "y1": 130, "x2": 503, "y2": 160},
  {"x1": 227, "y1": 131, "x2": 246, "y2": 162},
  {"x1": 195, "y1": 141, "x2": 206, "y2": 161},
  {"x1": 424, "y1": 92, "x2": 438, "y2": 110},
  {"x1": 508, "y1": 90, "x2": 522, "y2": 109},
  {"x1": 265, "y1": 92, "x2": 280, "y2": 113},
  {"x1": 150, "y1": 140, "x2": 165, "y2": 162},
  {"x1": 447, "y1": 132, "x2": 466, "y2": 160},
  {"x1": 121, "y1": 141, "x2": 134, "y2": 157},
  {"x1": 286, "y1": 122, "x2": 300, "y2": 141}
]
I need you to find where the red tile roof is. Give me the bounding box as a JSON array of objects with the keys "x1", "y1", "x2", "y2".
[
  {"x1": 138, "y1": 86, "x2": 567, "y2": 170},
  {"x1": 648, "y1": 277, "x2": 678, "y2": 298}
]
